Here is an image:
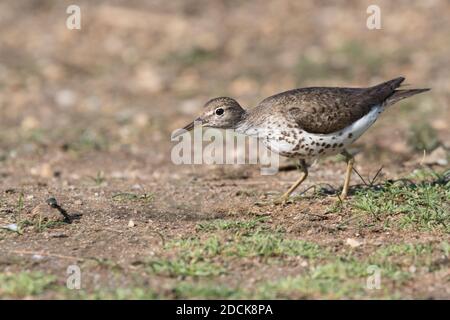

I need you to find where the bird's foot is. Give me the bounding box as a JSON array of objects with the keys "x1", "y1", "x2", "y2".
[
  {"x1": 273, "y1": 194, "x2": 293, "y2": 206},
  {"x1": 272, "y1": 198, "x2": 287, "y2": 206},
  {"x1": 254, "y1": 195, "x2": 291, "y2": 206},
  {"x1": 254, "y1": 190, "x2": 306, "y2": 206},
  {"x1": 254, "y1": 198, "x2": 286, "y2": 206},
  {"x1": 328, "y1": 193, "x2": 347, "y2": 204}
]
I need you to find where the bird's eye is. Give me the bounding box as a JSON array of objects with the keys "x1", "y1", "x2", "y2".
[{"x1": 215, "y1": 108, "x2": 224, "y2": 116}]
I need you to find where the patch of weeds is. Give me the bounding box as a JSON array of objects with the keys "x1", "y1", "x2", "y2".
[
  {"x1": 7, "y1": 193, "x2": 33, "y2": 235},
  {"x1": 112, "y1": 192, "x2": 154, "y2": 203},
  {"x1": 71, "y1": 281, "x2": 243, "y2": 299},
  {"x1": 351, "y1": 188, "x2": 394, "y2": 221},
  {"x1": 147, "y1": 258, "x2": 225, "y2": 277},
  {"x1": 351, "y1": 181, "x2": 449, "y2": 232},
  {"x1": 375, "y1": 243, "x2": 434, "y2": 259},
  {"x1": 257, "y1": 274, "x2": 363, "y2": 299},
  {"x1": 371, "y1": 242, "x2": 449, "y2": 271},
  {"x1": 83, "y1": 258, "x2": 124, "y2": 272},
  {"x1": 78, "y1": 287, "x2": 158, "y2": 300},
  {"x1": 0, "y1": 272, "x2": 56, "y2": 298},
  {"x1": 151, "y1": 230, "x2": 326, "y2": 278},
  {"x1": 327, "y1": 197, "x2": 346, "y2": 215},
  {"x1": 35, "y1": 219, "x2": 66, "y2": 233},
  {"x1": 171, "y1": 282, "x2": 243, "y2": 299},
  {"x1": 62, "y1": 284, "x2": 159, "y2": 299},
  {"x1": 88, "y1": 171, "x2": 106, "y2": 186},
  {"x1": 441, "y1": 241, "x2": 450, "y2": 257},
  {"x1": 255, "y1": 242, "x2": 447, "y2": 299},
  {"x1": 149, "y1": 237, "x2": 225, "y2": 277},
  {"x1": 15, "y1": 192, "x2": 25, "y2": 220},
  {"x1": 256, "y1": 257, "x2": 407, "y2": 299},
  {"x1": 311, "y1": 258, "x2": 369, "y2": 279},
  {"x1": 397, "y1": 184, "x2": 449, "y2": 232},
  {"x1": 169, "y1": 231, "x2": 326, "y2": 260},
  {"x1": 230, "y1": 231, "x2": 326, "y2": 259},
  {"x1": 196, "y1": 217, "x2": 267, "y2": 232},
  {"x1": 256, "y1": 259, "x2": 369, "y2": 299},
  {"x1": 94, "y1": 288, "x2": 157, "y2": 299},
  {"x1": 407, "y1": 167, "x2": 449, "y2": 183},
  {"x1": 169, "y1": 236, "x2": 224, "y2": 258}
]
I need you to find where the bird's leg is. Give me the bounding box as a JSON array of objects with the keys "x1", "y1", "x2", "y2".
[
  {"x1": 339, "y1": 149, "x2": 354, "y2": 199},
  {"x1": 275, "y1": 159, "x2": 308, "y2": 204}
]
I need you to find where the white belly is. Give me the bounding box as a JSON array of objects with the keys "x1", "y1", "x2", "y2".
[
  {"x1": 300, "y1": 104, "x2": 384, "y2": 158},
  {"x1": 265, "y1": 104, "x2": 384, "y2": 158}
]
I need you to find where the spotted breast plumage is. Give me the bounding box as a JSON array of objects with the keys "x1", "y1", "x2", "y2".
[{"x1": 174, "y1": 77, "x2": 430, "y2": 203}]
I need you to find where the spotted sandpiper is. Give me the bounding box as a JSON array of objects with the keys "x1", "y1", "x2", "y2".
[{"x1": 174, "y1": 77, "x2": 429, "y2": 203}]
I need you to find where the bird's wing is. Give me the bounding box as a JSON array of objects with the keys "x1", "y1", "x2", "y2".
[{"x1": 258, "y1": 77, "x2": 405, "y2": 134}]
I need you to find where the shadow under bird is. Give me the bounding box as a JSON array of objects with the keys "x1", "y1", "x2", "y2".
[{"x1": 174, "y1": 77, "x2": 429, "y2": 203}]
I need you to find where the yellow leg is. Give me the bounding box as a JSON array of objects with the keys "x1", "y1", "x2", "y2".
[
  {"x1": 275, "y1": 160, "x2": 308, "y2": 204},
  {"x1": 340, "y1": 150, "x2": 354, "y2": 199}
]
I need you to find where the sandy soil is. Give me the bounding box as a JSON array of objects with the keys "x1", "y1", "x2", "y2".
[{"x1": 0, "y1": 0, "x2": 449, "y2": 299}]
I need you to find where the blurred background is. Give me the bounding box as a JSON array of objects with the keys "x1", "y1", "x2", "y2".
[
  {"x1": 0, "y1": 0, "x2": 448, "y2": 173},
  {"x1": 0, "y1": 0, "x2": 449, "y2": 300}
]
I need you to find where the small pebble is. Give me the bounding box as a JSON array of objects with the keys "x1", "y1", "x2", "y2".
[
  {"x1": 346, "y1": 238, "x2": 362, "y2": 248},
  {"x1": 2, "y1": 223, "x2": 18, "y2": 232}
]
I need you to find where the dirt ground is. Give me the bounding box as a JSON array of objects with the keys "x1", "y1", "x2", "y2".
[{"x1": 0, "y1": 1, "x2": 449, "y2": 299}]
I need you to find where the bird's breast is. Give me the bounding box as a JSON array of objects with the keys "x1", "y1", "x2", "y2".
[{"x1": 259, "y1": 125, "x2": 304, "y2": 157}]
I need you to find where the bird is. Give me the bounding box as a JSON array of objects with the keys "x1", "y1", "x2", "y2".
[{"x1": 173, "y1": 77, "x2": 429, "y2": 203}]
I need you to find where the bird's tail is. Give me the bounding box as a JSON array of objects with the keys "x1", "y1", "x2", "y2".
[{"x1": 364, "y1": 77, "x2": 430, "y2": 107}]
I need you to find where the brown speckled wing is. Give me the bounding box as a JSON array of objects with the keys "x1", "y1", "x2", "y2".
[{"x1": 258, "y1": 77, "x2": 405, "y2": 134}]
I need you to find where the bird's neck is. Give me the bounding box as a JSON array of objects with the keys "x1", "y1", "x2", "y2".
[{"x1": 234, "y1": 111, "x2": 259, "y2": 136}]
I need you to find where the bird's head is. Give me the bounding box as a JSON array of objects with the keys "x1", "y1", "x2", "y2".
[{"x1": 173, "y1": 97, "x2": 246, "y2": 138}]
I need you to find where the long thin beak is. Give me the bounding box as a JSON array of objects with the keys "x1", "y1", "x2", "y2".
[{"x1": 171, "y1": 118, "x2": 201, "y2": 139}]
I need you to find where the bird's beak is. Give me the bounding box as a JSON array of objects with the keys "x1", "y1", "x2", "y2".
[{"x1": 171, "y1": 118, "x2": 202, "y2": 139}]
